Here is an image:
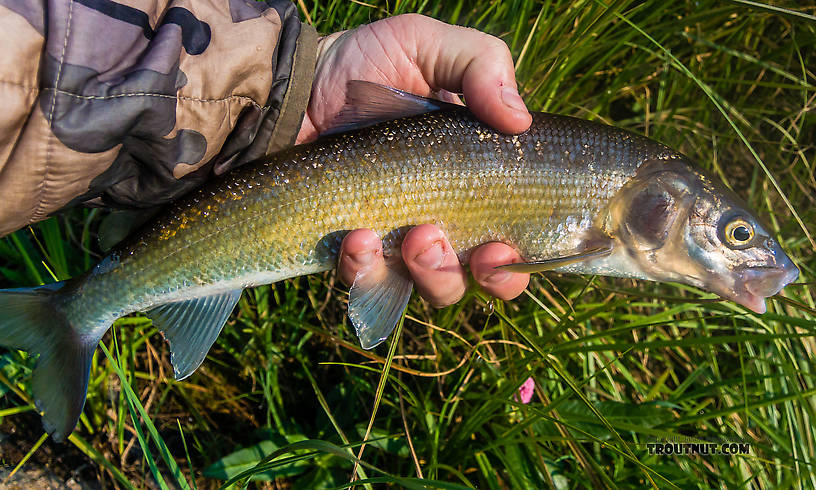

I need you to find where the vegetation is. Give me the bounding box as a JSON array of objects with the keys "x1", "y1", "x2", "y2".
[{"x1": 1, "y1": 0, "x2": 814, "y2": 487}]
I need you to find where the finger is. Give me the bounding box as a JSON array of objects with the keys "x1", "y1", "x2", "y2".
[
  {"x1": 338, "y1": 229, "x2": 385, "y2": 286},
  {"x1": 409, "y1": 15, "x2": 532, "y2": 134},
  {"x1": 469, "y1": 242, "x2": 530, "y2": 301},
  {"x1": 401, "y1": 224, "x2": 467, "y2": 308}
]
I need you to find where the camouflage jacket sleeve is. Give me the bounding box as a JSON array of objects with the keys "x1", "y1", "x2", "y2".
[{"x1": 0, "y1": 0, "x2": 317, "y2": 237}]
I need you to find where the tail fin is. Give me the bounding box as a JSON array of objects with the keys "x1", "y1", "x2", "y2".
[{"x1": 0, "y1": 283, "x2": 99, "y2": 441}]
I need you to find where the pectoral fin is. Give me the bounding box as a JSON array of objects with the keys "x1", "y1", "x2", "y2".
[
  {"x1": 145, "y1": 289, "x2": 243, "y2": 380},
  {"x1": 495, "y1": 243, "x2": 614, "y2": 273},
  {"x1": 348, "y1": 260, "x2": 414, "y2": 350}
]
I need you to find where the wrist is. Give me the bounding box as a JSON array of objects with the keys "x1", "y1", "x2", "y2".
[
  {"x1": 296, "y1": 30, "x2": 352, "y2": 144},
  {"x1": 267, "y1": 23, "x2": 319, "y2": 153}
]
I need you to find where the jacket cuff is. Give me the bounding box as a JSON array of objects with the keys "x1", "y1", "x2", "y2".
[{"x1": 266, "y1": 23, "x2": 318, "y2": 153}]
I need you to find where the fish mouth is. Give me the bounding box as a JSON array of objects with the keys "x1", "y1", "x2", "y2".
[{"x1": 730, "y1": 263, "x2": 799, "y2": 314}]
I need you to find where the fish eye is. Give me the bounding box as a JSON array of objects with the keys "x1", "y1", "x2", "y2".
[{"x1": 723, "y1": 218, "x2": 754, "y2": 247}]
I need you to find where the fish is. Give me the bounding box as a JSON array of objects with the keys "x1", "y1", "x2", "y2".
[{"x1": 0, "y1": 81, "x2": 799, "y2": 441}]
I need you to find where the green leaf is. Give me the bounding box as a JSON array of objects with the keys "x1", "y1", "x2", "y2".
[{"x1": 203, "y1": 431, "x2": 310, "y2": 481}]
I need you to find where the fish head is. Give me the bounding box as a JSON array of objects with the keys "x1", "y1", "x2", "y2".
[{"x1": 610, "y1": 158, "x2": 798, "y2": 313}]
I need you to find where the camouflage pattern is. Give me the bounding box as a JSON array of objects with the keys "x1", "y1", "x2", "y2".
[{"x1": 0, "y1": 0, "x2": 317, "y2": 237}]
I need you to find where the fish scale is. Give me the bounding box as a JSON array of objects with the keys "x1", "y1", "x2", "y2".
[{"x1": 66, "y1": 110, "x2": 673, "y2": 330}]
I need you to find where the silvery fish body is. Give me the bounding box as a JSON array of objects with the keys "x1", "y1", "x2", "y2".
[
  {"x1": 0, "y1": 84, "x2": 798, "y2": 441},
  {"x1": 79, "y1": 110, "x2": 673, "y2": 321}
]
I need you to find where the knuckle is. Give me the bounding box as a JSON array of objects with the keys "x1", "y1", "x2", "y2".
[
  {"x1": 386, "y1": 13, "x2": 434, "y2": 32},
  {"x1": 483, "y1": 35, "x2": 510, "y2": 55},
  {"x1": 398, "y1": 12, "x2": 428, "y2": 23}
]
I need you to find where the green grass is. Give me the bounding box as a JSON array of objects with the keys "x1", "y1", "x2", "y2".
[{"x1": 1, "y1": 0, "x2": 815, "y2": 487}]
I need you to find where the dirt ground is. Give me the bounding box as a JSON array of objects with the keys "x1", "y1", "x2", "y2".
[{"x1": 0, "y1": 467, "x2": 91, "y2": 489}]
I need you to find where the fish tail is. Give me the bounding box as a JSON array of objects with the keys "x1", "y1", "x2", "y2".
[{"x1": 0, "y1": 282, "x2": 102, "y2": 441}]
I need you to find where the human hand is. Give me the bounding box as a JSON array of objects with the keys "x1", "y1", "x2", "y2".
[{"x1": 299, "y1": 14, "x2": 532, "y2": 306}]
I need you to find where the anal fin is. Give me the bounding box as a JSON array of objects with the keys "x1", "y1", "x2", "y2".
[
  {"x1": 145, "y1": 289, "x2": 243, "y2": 380},
  {"x1": 349, "y1": 260, "x2": 414, "y2": 350}
]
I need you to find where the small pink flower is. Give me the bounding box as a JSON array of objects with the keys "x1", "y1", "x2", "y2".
[{"x1": 516, "y1": 377, "x2": 535, "y2": 404}]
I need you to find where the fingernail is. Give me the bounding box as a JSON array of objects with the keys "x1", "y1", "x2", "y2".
[
  {"x1": 348, "y1": 250, "x2": 378, "y2": 267},
  {"x1": 501, "y1": 86, "x2": 527, "y2": 112},
  {"x1": 414, "y1": 241, "x2": 445, "y2": 269},
  {"x1": 483, "y1": 270, "x2": 511, "y2": 285}
]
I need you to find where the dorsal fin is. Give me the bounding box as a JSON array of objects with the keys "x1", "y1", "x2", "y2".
[
  {"x1": 145, "y1": 289, "x2": 243, "y2": 380},
  {"x1": 324, "y1": 81, "x2": 462, "y2": 135}
]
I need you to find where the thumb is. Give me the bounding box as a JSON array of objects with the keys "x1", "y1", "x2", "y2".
[{"x1": 409, "y1": 15, "x2": 532, "y2": 134}]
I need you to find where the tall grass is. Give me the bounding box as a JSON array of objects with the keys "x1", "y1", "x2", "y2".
[{"x1": 1, "y1": 0, "x2": 814, "y2": 487}]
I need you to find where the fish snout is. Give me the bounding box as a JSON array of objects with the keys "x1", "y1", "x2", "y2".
[
  {"x1": 734, "y1": 253, "x2": 799, "y2": 314},
  {"x1": 743, "y1": 265, "x2": 798, "y2": 298}
]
